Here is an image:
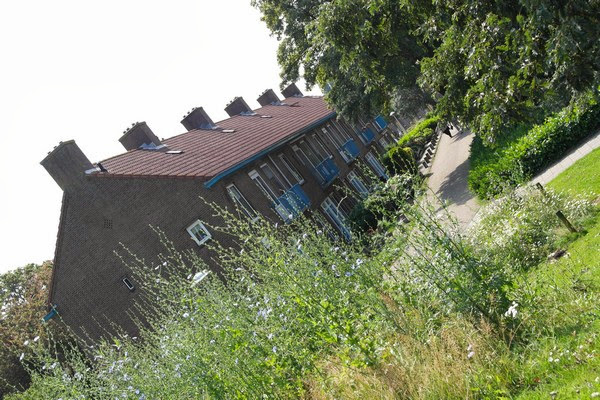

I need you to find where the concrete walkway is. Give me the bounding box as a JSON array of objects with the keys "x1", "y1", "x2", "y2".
[
  {"x1": 426, "y1": 127, "x2": 600, "y2": 229},
  {"x1": 426, "y1": 127, "x2": 480, "y2": 228},
  {"x1": 532, "y1": 130, "x2": 600, "y2": 185}
]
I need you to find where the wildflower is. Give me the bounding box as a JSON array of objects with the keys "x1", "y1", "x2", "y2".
[
  {"x1": 504, "y1": 301, "x2": 518, "y2": 318},
  {"x1": 272, "y1": 346, "x2": 277, "y2": 353},
  {"x1": 23, "y1": 340, "x2": 29, "y2": 346},
  {"x1": 18, "y1": 353, "x2": 24, "y2": 361},
  {"x1": 467, "y1": 351, "x2": 475, "y2": 359},
  {"x1": 302, "y1": 233, "x2": 308, "y2": 239},
  {"x1": 316, "y1": 229, "x2": 323, "y2": 235},
  {"x1": 182, "y1": 312, "x2": 189, "y2": 318},
  {"x1": 33, "y1": 336, "x2": 39, "y2": 342},
  {"x1": 592, "y1": 393, "x2": 600, "y2": 398}
]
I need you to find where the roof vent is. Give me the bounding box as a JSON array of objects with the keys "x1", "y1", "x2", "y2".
[
  {"x1": 260, "y1": 115, "x2": 272, "y2": 119},
  {"x1": 281, "y1": 82, "x2": 303, "y2": 98},
  {"x1": 222, "y1": 129, "x2": 236, "y2": 133},
  {"x1": 224, "y1": 96, "x2": 253, "y2": 117},
  {"x1": 166, "y1": 150, "x2": 184, "y2": 154},
  {"x1": 119, "y1": 122, "x2": 162, "y2": 151},
  {"x1": 257, "y1": 89, "x2": 282, "y2": 106},
  {"x1": 181, "y1": 107, "x2": 218, "y2": 131}
]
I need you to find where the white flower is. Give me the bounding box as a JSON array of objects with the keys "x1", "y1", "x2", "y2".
[
  {"x1": 182, "y1": 312, "x2": 189, "y2": 318},
  {"x1": 272, "y1": 346, "x2": 277, "y2": 353},
  {"x1": 33, "y1": 336, "x2": 39, "y2": 342},
  {"x1": 467, "y1": 351, "x2": 475, "y2": 359},
  {"x1": 18, "y1": 353, "x2": 24, "y2": 361},
  {"x1": 504, "y1": 302, "x2": 518, "y2": 318},
  {"x1": 23, "y1": 340, "x2": 29, "y2": 346}
]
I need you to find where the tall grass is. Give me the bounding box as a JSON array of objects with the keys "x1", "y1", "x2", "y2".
[{"x1": 8, "y1": 176, "x2": 598, "y2": 399}]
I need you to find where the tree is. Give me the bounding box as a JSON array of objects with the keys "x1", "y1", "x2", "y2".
[
  {"x1": 254, "y1": 0, "x2": 600, "y2": 141},
  {"x1": 0, "y1": 262, "x2": 53, "y2": 396}
]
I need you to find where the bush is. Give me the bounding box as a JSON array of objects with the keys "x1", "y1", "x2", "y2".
[
  {"x1": 469, "y1": 93, "x2": 600, "y2": 199},
  {"x1": 382, "y1": 146, "x2": 416, "y2": 176},
  {"x1": 396, "y1": 115, "x2": 440, "y2": 152}
]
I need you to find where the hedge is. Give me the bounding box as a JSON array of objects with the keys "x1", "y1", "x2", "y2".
[{"x1": 468, "y1": 95, "x2": 600, "y2": 199}]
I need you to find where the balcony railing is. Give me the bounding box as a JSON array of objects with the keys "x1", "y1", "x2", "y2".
[
  {"x1": 313, "y1": 157, "x2": 340, "y2": 188},
  {"x1": 359, "y1": 127, "x2": 375, "y2": 144},
  {"x1": 374, "y1": 115, "x2": 388, "y2": 131},
  {"x1": 273, "y1": 184, "x2": 311, "y2": 222},
  {"x1": 340, "y1": 139, "x2": 360, "y2": 163}
]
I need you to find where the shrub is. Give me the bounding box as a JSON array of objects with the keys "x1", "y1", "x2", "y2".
[
  {"x1": 469, "y1": 93, "x2": 600, "y2": 199},
  {"x1": 396, "y1": 115, "x2": 440, "y2": 152},
  {"x1": 382, "y1": 146, "x2": 416, "y2": 176}
]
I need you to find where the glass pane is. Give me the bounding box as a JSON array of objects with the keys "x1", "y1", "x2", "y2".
[{"x1": 278, "y1": 154, "x2": 303, "y2": 184}]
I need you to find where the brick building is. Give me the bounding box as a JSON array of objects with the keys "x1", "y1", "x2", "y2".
[{"x1": 41, "y1": 84, "x2": 398, "y2": 340}]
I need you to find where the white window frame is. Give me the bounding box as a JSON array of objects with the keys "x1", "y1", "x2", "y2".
[
  {"x1": 321, "y1": 196, "x2": 352, "y2": 240},
  {"x1": 277, "y1": 153, "x2": 304, "y2": 185},
  {"x1": 347, "y1": 171, "x2": 370, "y2": 198},
  {"x1": 187, "y1": 220, "x2": 212, "y2": 246},
  {"x1": 226, "y1": 184, "x2": 259, "y2": 222},
  {"x1": 366, "y1": 152, "x2": 389, "y2": 180}
]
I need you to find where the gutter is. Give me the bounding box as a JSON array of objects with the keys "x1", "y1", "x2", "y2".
[{"x1": 204, "y1": 112, "x2": 337, "y2": 188}]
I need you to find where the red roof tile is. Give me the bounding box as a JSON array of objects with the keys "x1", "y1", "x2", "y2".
[{"x1": 98, "y1": 96, "x2": 334, "y2": 182}]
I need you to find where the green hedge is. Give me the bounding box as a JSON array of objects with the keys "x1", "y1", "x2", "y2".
[
  {"x1": 382, "y1": 146, "x2": 416, "y2": 176},
  {"x1": 396, "y1": 115, "x2": 440, "y2": 151},
  {"x1": 469, "y1": 96, "x2": 600, "y2": 199}
]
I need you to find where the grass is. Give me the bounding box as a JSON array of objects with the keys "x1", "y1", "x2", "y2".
[
  {"x1": 510, "y1": 148, "x2": 600, "y2": 398},
  {"x1": 547, "y1": 146, "x2": 600, "y2": 198}
]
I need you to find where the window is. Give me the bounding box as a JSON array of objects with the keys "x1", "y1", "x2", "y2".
[
  {"x1": 379, "y1": 137, "x2": 391, "y2": 149},
  {"x1": 226, "y1": 184, "x2": 258, "y2": 221},
  {"x1": 366, "y1": 152, "x2": 389, "y2": 180},
  {"x1": 187, "y1": 220, "x2": 212, "y2": 246},
  {"x1": 277, "y1": 153, "x2": 304, "y2": 184},
  {"x1": 347, "y1": 171, "x2": 370, "y2": 198},
  {"x1": 321, "y1": 196, "x2": 352, "y2": 240},
  {"x1": 249, "y1": 170, "x2": 277, "y2": 201},
  {"x1": 260, "y1": 163, "x2": 288, "y2": 194}
]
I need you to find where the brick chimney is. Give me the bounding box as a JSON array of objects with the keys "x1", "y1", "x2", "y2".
[
  {"x1": 257, "y1": 89, "x2": 281, "y2": 106},
  {"x1": 224, "y1": 97, "x2": 253, "y2": 117},
  {"x1": 119, "y1": 122, "x2": 162, "y2": 151},
  {"x1": 181, "y1": 107, "x2": 217, "y2": 130},
  {"x1": 41, "y1": 140, "x2": 94, "y2": 191},
  {"x1": 281, "y1": 83, "x2": 303, "y2": 98}
]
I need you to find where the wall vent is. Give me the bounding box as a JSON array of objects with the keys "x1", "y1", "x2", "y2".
[
  {"x1": 122, "y1": 278, "x2": 135, "y2": 292},
  {"x1": 103, "y1": 219, "x2": 113, "y2": 229}
]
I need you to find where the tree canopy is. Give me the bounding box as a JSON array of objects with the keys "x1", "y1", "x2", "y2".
[{"x1": 252, "y1": 0, "x2": 600, "y2": 141}]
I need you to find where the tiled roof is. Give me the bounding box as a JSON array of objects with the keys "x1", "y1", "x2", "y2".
[{"x1": 98, "y1": 96, "x2": 334, "y2": 182}]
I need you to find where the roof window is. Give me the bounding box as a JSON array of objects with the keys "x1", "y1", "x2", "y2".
[
  {"x1": 260, "y1": 115, "x2": 273, "y2": 119},
  {"x1": 222, "y1": 129, "x2": 236, "y2": 133},
  {"x1": 166, "y1": 150, "x2": 184, "y2": 154},
  {"x1": 122, "y1": 277, "x2": 135, "y2": 292}
]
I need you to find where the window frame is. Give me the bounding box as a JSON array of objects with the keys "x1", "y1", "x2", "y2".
[
  {"x1": 186, "y1": 220, "x2": 212, "y2": 246},
  {"x1": 226, "y1": 183, "x2": 259, "y2": 222},
  {"x1": 277, "y1": 153, "x2": 304, "y2": 185}
]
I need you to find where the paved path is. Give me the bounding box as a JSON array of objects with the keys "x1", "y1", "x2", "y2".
[
  {"x1": 426, "y1": 127, "x2": 480, "y2": 229},
  {"x1": 532, "y1": 130, "x2": 600, "y2": 185},
  {"x1": 426, "y1": 127, "x2": 600, "y2": 229}
]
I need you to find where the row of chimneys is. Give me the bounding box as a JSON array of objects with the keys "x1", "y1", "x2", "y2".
[{"x1": 41, "y1": 84, "x2": 303, "y2": 191}]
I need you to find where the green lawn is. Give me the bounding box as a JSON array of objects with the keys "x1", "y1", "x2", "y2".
[
  {"x1": 514, "y1": 147, "x2": 600, "y2": 399},
  {"x1": 547, "y1": 146, "x2": 600, "y2": 198}
]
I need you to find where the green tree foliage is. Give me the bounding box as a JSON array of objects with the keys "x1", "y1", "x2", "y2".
[
  {"x1": 0, "y1": 263, "x2": 53, "y2": 396},
  {"x1": 251, "y1": 0, "x2": 430, "y2": 122},
  {"x1": 253, "y1": 0, "x2": 600, "y2": 141}
]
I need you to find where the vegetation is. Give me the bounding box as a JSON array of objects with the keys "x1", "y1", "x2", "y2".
[
  {"x1": 4, "y1": 152, "x2": 599, "y2": 398},
  {"x1": 548, "y1": 146, "x2": 600, "y2": 198},
  {"x1": 0, "y1": 262, "x2": 54, "y2": 397},
  {"x1": 253, "y1": 0, "x2": 600, "y2": 142},
  {"x1": 469, "y1": 93, "x2": 600, "y2": 198}
]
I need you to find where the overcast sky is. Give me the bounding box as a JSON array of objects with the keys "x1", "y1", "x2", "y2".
[{"x1": 0, "y1": 0, "x2": 320, "y2": 273}]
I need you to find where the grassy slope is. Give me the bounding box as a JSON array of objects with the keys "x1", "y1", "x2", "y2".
[
  {"x1": 547, "y1": 146, "x2": 600, "y2": 198},
  {"x1": 514, "y1": 147, "x2": 600, "y2": 398}
]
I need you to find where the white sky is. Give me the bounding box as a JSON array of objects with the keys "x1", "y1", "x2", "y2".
[{"x1": 0, "y1": 0, "x2": 320, "y2": 273}]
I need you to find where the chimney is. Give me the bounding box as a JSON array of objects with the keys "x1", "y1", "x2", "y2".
[
  {"x1": 181, "y1": 107, "x2": 217, "y2": 130},
  {"x1": 41, "y1": 140, "x2": 94, "y2": 191},
  {"x1": 281, "y1": 82, "x2": 303, "y2": 98},
  {"x1": 118, "y1": 122, "x2": 162, "y2": 151},
  {"x1": 257, "y1": 89, "x2": 281, "y2": 106},
  {"x1": 224, "y1": 97, "x2": 253, "y2": 117},
  {"x1": 119, "y1": 122, "x2": 162, "y2": 150}
]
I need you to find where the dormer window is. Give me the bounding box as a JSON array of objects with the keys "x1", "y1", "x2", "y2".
[{"x1": 187, "y1": 220, "x2": 212, "y2": 246}]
